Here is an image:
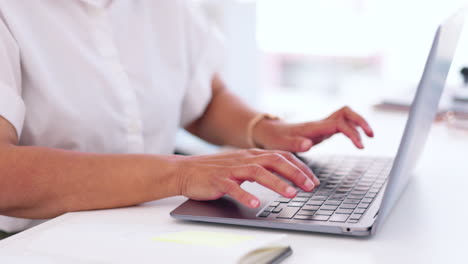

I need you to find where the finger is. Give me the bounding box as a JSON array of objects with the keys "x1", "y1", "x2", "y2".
[
  {"x1": 343, "y1": 107, "x2": 374, "y2": 137},
  {"x1": 234, "y1": 164, "x2": 298, "y2": 197},
  {"x1": 223, "y1": 181, "x2": 261, "y2": 208},
  {"x1": 193, "y1": 149, "x2": 265, "y2": 165},
  {"x1": 265, "y1": 135, "x2": 313, "y2": 153},
  {"x1": 280, "y1": 151, "x2": 320, "y2": 186},
  {"x1": 290, "y1": 137, "x2": 313, "y2": 153},
  {"x1": 337, "y1": 121, "x2": 364, "y2": 149},
  {"x1": 296, "y1": 120, "x2": 337, "y2": 139},
  {"x1": 246, "y1": 148, "x2": 268, "y2": 156},
  {"x1": 252, "y1": 154, "x2": 316, "y2": 192}
]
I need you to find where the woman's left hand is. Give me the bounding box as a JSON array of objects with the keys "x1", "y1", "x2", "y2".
[{"x1": 253, "y1": 106, "x2": 374, "y2": 153}]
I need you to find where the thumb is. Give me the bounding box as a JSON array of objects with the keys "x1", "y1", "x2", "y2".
[{"x1": 270, "y1": 136, "x2": 313, "y2": 152}]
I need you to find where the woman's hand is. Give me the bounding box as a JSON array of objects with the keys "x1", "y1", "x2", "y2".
[
  {"x1": 174, "y1": 149, "x2": 320, "y2": 208},
  {"x1": 253, "y1": 106, "x2": 374, "y2": 153}
]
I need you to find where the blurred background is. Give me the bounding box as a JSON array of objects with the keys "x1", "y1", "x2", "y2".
[
  {"x1": 178, "y1": 0, "x2": 468, "y2": 153},
  {"x1": 193, "y1": 0, "x2": 468, "y2": 110}
]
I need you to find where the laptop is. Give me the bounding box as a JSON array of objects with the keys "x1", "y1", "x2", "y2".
[{"x1": 171, "y1": 8, "x2": 466, "y2": 237}]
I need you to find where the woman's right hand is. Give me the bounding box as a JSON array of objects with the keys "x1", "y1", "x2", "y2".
[{"x1": 173, "y1": 149, "x2": 320, "y2": 208}]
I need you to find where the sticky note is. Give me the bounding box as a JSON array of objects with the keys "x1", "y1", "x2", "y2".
[{"x1": 152, "y1": 231, "x2": 254, "y2": 248}]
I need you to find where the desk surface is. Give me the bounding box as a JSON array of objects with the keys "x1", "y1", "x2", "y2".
[{"x1": 1, "y1": 104, "x2": 467, "y2": 263}]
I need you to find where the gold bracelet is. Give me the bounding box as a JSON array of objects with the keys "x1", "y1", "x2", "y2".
[{"x1": 246, "y1": 113, "x2": 280, "y2": 148}]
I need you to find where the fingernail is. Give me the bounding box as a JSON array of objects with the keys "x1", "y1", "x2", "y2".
[
  {"x1": 304, "y1": 179, "x2": 315, "y2": 191},
  {"x1": 286, "y1": 186, "x2": 297, "y2": 196},
  {"x1": 250, "y1": 199, "x2": 259, "y2": 208},
  {"x1": 301, "y1": 140, "x2": 311, "y2": 151},
  {"x1": 358, "y1": 141, "x2": 364, "y2": 149},
  {"x1": 315, "y1": 177, "x2": 321, "y2": 185}
]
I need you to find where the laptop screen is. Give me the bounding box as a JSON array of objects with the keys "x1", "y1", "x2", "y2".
[{"x1": 374, "y1": 8, "x2": 466, "y2": 233}]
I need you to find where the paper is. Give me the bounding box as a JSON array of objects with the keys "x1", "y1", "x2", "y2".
[
  {"x1": 153, "y1": 231, "x2": 254, "y2": 248},
  {"x1": 25, "y1": 211, "x2": 288, "y2": 264}
]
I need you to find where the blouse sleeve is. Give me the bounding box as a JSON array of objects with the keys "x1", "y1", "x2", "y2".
[
  {"x1": 179, "y1": 1, "x2": 225, "y2": 127},
  {"x1": 0, "y1": 16, "x2": 24, "y2": 138}
]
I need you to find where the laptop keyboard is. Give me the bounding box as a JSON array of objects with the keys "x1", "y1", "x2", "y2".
[{"x1": 257, "y1": 156, "x2": 393, "y2": 224}]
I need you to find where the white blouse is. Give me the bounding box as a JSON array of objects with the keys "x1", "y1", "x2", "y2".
[{"x1": 0, "y1": 0, "x2": 224, "y2": 232}]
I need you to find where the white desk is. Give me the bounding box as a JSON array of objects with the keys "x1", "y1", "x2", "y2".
[{"x1": 1, "y1": 105, "x2": 468, "y2": 263}]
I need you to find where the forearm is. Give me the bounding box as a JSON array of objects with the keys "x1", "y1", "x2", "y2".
[
  {"x1": 186, "y1": 75, "x2": 259, "y2": 148},
  {"x1": 0, "y1": 145, "x2": 180, "y2": 219}
]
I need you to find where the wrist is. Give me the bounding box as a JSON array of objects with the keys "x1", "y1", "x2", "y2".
[
  {"x1": 151, "y1": 155, "x2": 187, "y2": 198},
  {"x1": 168, "y1": 155, "x2": 191, "y2": 197},
  {"x1": 250, "y1": 114, "x2": 282, "y2": 149}
]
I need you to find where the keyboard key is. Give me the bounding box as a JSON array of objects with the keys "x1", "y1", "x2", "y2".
[
  {"x1": 337, "y1": 185, "x2": 352, "y2": 190},
  {"x1": 360, "y1": 180, "x2": 374, "y2": 184},
  {"x1": 329, "y1": 213, "x2": 350, "y2": 222},
  {"x1": 343, "y1": 179, "x2": 356, "y2": 185},
  {"x1": 358, "y1": 203, "x2": 371, "y2": 209},
  {"x1": 354, "y1": 187, "x2": 370, "y2": 192},
  {"x1": 309, "y1": 215, "x2": 330, "y2": 221},
  {"x1": 328, "y1": 196, "x2": 345, "y2": 201},
  {"x1": 294, "y1": 215, "x2": 314, "y2": 220},
  {"x1": 303, "y1": 205, "x2": 320, "y2": 211},
  {"x1": 343, "y1": 199, "x2": 361, "y2": 204},
  {"x1": 351, "y1": 191, "x2": 367, "y2": 195},
  {"x1": 276, "y1": 197, "x2": 292, "y2": 203},
  {"x1": 348, "y1": 219, "x2": 359, "y2": 223},
  {"x1": 315, "y1": 191, "x2": 333, "y2": 196},
  {"x1": 276, "y1": 207, "x2": 300, "y2": 219},
  {"x1": 324, "y1": 200, "x2": 341, "y2": 206},
  {"x1": 292, "y1": 197, "x2": 309, "y2": 203},
  {"x1": 269, "y1": 202, "x2": 280, "y2": 207},
  {"x1": 335, "y1": 190, "x2": 350, "y2": 194},
  {"x1": 298, "y1": 210, "x2": 316, "y2": 216},
  {"x1": 336, "y1": 209, "x2": 353, "y2": 214},
  {"x1": 340, "y1": 204, "x2": 357, "y2": 209},
  {"x1": 362, "y1": 198, "x2": 373, "y2": 203},
  {"x1": 320, "y1": 205, "x2": 338, "y2": 211},
  {"x1": 263, "y1": 206, "x2": 276, "y2": 212},
  {"x1": 258, "y1": 211, "x2": 270, "y2": 217},
  {"x1": 272, "y1": 207, "x2": 283, "y2": 213},
  {"x1": 288, "y1": 202, "x2": 305, "y2": 207},
  {"x1": 374, "y1": 183, "x2": 384, "y2": 188},
  {"x1": 297, "y1": 192, "x2": 313, "y2": 198},
  {"x1": 335, "y1": 170, "x2": 349, "y2": 175},
  {"x1": 347, "y1": 195, "x2": 365, "y2": 199},
  {"x1": 330, "y1": 194, "x2": 346, "y2": 199},
  {"x1": 350, "y1": 214, "x2": 363, "y2": 220},
  {"x1": 310, "y1": 196, "x2": 328, "y2": 201},
  {"x1": 354, "y1": 208, "x2": 366, "y2": 214},
  {"x1": 315, "y1": 210, "x2": 333, "y2": 216},
  {"x1": 307, "y1": 200, "x2": 324, "y2": 206}
]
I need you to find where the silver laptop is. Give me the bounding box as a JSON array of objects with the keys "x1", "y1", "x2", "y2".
[{"x1": 171, "y1": 8, "x2": 466, "y2": 237}]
